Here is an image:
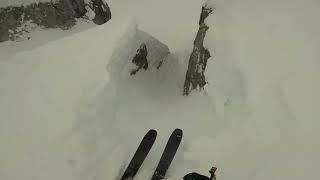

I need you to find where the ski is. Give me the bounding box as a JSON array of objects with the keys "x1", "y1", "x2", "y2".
[
  {"x1": 151, "y1": 128, "x2": 183, "y2": 180},
  {"x1": 121, "y1": 129, "x2": 157, "y2": 180}
]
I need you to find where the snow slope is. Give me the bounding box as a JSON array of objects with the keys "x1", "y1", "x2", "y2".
[
  {"x1": 1, "y1": 0, "x2": 320, "y2": 180},
  {"x1": 0, "y1": 20, "x2": 95, "y2": 61},
  {"x1": 111, "y1": 1, "x2": 320, "y2": 178},
  {"x1": 203, "y1": 1, "x2": 320, "y2": 179},
  {"x1": 0, "y1": 15, "x2": 137, "y2": 180}
]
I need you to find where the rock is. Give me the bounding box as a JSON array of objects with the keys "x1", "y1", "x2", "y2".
[
  {"x1": 130, "y1": 43, "x2": 149, "y2": 75},
  {"x1": 0, "y1": 23, "x2": 9, "y2": 42},
  {"x1": 0, "y1": 0, "x2": 112, "y2": 43},
  {"x1": 183, "y1": 4, "x2": 213, "y2": 96},
  {"x1": 65, "y1": 0, "x2": 87, "y2": 18},
  {"x1": 92, "y1": 0, "x2": 112, "y2": 25}
]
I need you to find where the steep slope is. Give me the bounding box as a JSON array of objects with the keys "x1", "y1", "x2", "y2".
[
  {"x1": 91, "y1": 0, "x2": 320, "y2": 180},
  {"x1": 0, "y1": 15, "x2": 170, "y2": 180},
  {"x1": 0, "y1": 0, "x2": 319, "y2": 180},
  {"x1": 201, "y1": 1, "x2": 320, "y2": 179}
]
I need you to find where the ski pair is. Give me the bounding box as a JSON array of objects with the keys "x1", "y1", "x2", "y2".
[{"x1": 120, "y1": 129, "x2": 183, "y2": 180}]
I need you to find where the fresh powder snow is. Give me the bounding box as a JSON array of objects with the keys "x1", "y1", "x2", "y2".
[{"x1": 0, "y1": 0, "x2": 319, "y2": 180}]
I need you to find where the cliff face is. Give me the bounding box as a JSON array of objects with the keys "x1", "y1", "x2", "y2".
[{"x1": 0, "y1": 0, "x2": 111, "y2": 42}]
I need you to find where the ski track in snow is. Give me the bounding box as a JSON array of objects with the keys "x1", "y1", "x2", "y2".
[{"x1": 1, "y1": 0, "x2": 320, "y2": 180}]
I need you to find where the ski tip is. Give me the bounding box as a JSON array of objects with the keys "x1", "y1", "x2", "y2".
[
  {"x1": 147, "y1": 129, "x2": 157, "y2": 136},
  {"x1": 149, "y1": 129, "x2": 157, "y2": 133},
  {"x1": 173, "y1": 128, "x2": 183, "y2": 134}
]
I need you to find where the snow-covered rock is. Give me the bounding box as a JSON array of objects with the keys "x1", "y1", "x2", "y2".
[{"x1": 0, "y1": 0, "x2": 111, "y2": 42}]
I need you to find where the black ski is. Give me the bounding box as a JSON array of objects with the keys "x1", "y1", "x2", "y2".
[
  {"x1": 121, "y1": 129, "x2": 157, "y2": 180},
  {"x1": 151, "y1": 128, "x2": 183, "y2": 180}
]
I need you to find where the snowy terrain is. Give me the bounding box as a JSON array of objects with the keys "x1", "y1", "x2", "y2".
[
  {"x1": 0, "y1": 20, "x2": 95, "y2": 61},
  {"x1": 1, "y1": 0, "x2": 320, "y2": 180}
]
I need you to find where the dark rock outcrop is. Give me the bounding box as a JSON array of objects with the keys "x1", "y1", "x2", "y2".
[
  {"x1": 183, "y1": 4, "x2": 213, "y2": 96},
  {"x1": 0, "y1": 0, "x2": 112, "y2": 42},
  {"x1": 0, "y1": 23, "x2": 9, "y2": 42},
  {"x1": 65, "y1": 0, "x2": 87, "y2": 18},
  {"x1": 90, "y1": 0, "x2": 112, "y2": 25},
  {"x1": 130, "y1": 43, "x2": 149, "y2": 75}
]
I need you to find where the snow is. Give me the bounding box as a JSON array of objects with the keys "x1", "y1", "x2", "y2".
[
  {"x1": 0, "y1": 20, "x2": 95, "y2": 61},
  {"x1": 203, "y1": 1, "x2": 320, "y2": 179},
  {"x1": 1, "y1": 0, "x2": 320, "y2": 180},
  {"x1": 0, "y1": 15, "x2": 135, "y2": 180},
  {"x1": 108, "y1": 0, "x2": 204, "y2": 52}
]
